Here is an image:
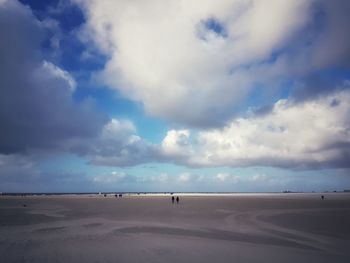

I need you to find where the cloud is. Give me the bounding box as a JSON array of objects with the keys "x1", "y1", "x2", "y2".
[
  {"x1": 1, "y1": 153, "x2": 349, "y2": 192},
  {"x1": 0, "y1": 0, "x2": 107, "y2": 154},
  {"x1": 74, "y1": 118, "x2": 160, "y2": 167},
  {"x1": 0, "y1": 153, "x2": 93, "y2": 192},
  {"x1": 2, "y1": 0, "x2": 348, "y2": 177},
  {"x1": 161, "y1": 130, "x2": 192, "y2": 161},
  {"x1": 76, "y1": 0, "x2": 350, "y2": 127},
  {"x1": 160, "y1": 89, "x2": 350, "y2": 169},
  {"x1": 178, "y1": 172, "x2": 192, "y2": 183},
  {"x1": 77, "y1": 88, "x2": 350, "y2": 170},
  {"x1": 216, "y1": 173, "x2": 236, "y2": 183},
  {"x1": 0, "y1": 154, "x2": 39, "y2": 182},
  {"x1": 93, "y1": 171, "x2": 129, "y2": 184}
]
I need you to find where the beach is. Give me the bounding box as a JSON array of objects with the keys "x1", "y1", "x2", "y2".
[{"x1": 1, "y1": 193, "x2": 350, "y2": 263}]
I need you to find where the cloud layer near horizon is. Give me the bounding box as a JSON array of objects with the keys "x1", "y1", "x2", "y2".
[{"x1": 77, "y1": 0, "x2": 350, "y2": 127}]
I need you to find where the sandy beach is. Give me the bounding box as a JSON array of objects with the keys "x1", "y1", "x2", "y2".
[{"x1": 1, "y1": 193, "x2": 350, "y2": 262}]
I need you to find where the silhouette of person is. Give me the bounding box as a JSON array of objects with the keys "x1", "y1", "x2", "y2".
[
  {"x1": 171, "y1": 196, "x2": 175, "y2": 204},
  {"x1": 321, "y1": 195, "x2": 324, "y2": 200},
  {"x1": 176, "y1": 196, "x2": 179, "y2": 204}
]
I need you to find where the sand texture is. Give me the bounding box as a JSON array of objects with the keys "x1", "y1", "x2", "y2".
[{"x1": 1, "y1": 193, "x2": 350, "y2": 263}]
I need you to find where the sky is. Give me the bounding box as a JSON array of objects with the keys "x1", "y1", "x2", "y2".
[{"x1": 1, "y1": 0, "x2": 350, "y2": 193}]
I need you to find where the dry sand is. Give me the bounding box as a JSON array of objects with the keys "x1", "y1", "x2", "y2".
[{"x1": 1, "y1": 193, "x2": 350, "y2": 262}]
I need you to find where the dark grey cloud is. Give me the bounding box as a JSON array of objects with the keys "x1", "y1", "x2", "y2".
[
  {"x1": 0, "y1": 157, "x2": 94, "y2": 192},
  {"x1": 0, "y1": 0, "x2": 107, "y2": 154},
  {"x1": 279, "y1": 0, "x2": 350, "y2": 102},
  {"x1": 291, "y1": 76, "x2": 349, "y2": 103},
  {"x1": 69, "y1": 119, "x2": 162, "y2": 167},
  {"x1": 87, "y1": 141, "x2": 160, "y2": 167}
]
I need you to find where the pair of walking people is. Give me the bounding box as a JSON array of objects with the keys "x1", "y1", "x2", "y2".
[{"x1": 171, "y1": 196, "x2": 179, "y2": 204}]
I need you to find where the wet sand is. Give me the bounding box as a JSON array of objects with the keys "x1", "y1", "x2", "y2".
[{"x1": 1, "y1": 193, "x2": 350, "y2": 262}]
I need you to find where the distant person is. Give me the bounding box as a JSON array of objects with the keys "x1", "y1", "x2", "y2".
[
  {"x1": 171, "y1": 196, "x2": 175, "y2": 204},
  {"x1": 176, "y1": 196, "x2": 179, "y2": 204},
  {"x1": 321, "y1": 195, "x2": 325, "y2": 200}
]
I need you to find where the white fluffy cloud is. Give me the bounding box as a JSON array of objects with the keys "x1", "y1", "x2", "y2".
[
  {"x1": 83, "y1": 88, "x2": 350, "y2": 170},
  {"x1": 161, "y1": 130, "x2": 191, "y2": 158},
  {"x1": 161, "y1": 89, "x2": 350, "y2": 169},
  {"x1": 76, "y1": 0, "x2": 350, "y2": 127}
]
